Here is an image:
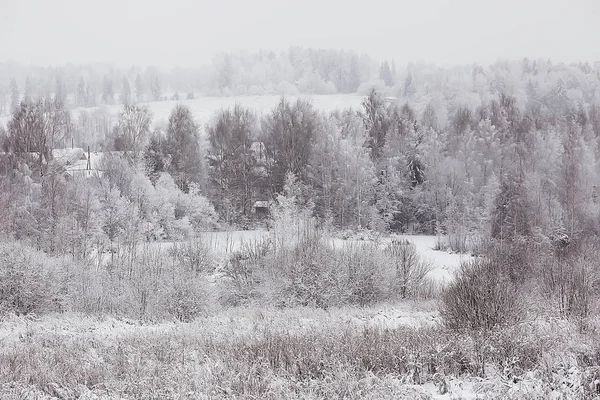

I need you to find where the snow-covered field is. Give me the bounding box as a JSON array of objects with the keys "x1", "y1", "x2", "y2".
[
  {"x1": 0, "y1": 94, "x2": 366, "y2": 129},
  {"x1": 330, "y1": 234, "x2": 470, "y2": 284},
  {"x1": 154, "y1": 231, "x2": 469, "y2": 284},
  {"x1": 82, "y1": 94, "x2": 365, "y2": 127},
  {"x1": 1, "y1": 306, "x2": 595, "y2": 399}
]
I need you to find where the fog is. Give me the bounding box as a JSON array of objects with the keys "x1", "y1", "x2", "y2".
[{"x1": 1, "y1": 0, "x2": 599, "y2": 67}]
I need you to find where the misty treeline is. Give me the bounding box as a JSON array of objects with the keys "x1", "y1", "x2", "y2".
[{"x1": 0, "y1": 47, "x2": 374, "y2": 112}]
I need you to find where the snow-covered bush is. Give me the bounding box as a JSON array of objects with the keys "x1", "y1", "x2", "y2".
[
  {"x1": 166, "y1": 275, "x2": 212, "y2": 322},
  {"x1": 337, "y1": 241, "x2": 387, "y2": 305},
  {"x1": 270, "y1": 173, "x2": 316, "y2": 253},
  {"x1": 168, "y1": 238, "x2": 214, "y2": 275},
  {"x1": 385, "y1": 239, "x2": 433, "y2": 299},
  {"x1": 440, "y1": 257, "x2": 522, "y2": 333},
  {"x1": 0, "y1": 241, "x2": 66, "y2": 315}
]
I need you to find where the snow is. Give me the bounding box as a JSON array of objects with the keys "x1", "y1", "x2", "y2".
[
  {"x1": 73, "y1": 94, "x2": 366, "y2": 129},
  {"x1": 331, "y1": 234, "x2": 471, "y2": 284},
  {"x1": 0, "y1": 94, "x2": 366, "y2": 133},
  {"x1": 153, "y1": 231, "x2": 469, "y2": 283},
  {"x1": 398, "y1": 235, "x2": 471, "y2": 283}
]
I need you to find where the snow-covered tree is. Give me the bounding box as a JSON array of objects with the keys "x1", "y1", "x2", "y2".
[{"x1": 117, "y1": 103, "x2": 153, "y2": 159}]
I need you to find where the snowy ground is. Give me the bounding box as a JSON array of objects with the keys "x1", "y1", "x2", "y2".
[
  {"x1": 0, "y1": 94, "x2": 366, "y2": 130},
  {"x1": 153, "y1": 231, "x2": 469, "y2": 284},
  {"x1": 81, "y1": 94, "x2": 365, "y2": 127},
  {"x1": 330, "y1": 234, "x2": 471, "y2": 284},
  {"x1": 2, "y1": 307, "x2": 590, "y2": 399},
  {"x1": 0, "y1": 306, "x2": 477, "y2": 399}
]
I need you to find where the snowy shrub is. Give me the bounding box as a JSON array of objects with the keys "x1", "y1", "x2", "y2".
[
  {"x1": 272, "y1": 233, "x2": 342, "y2": 308},
  {"x1": 220, "y1": 236, "x2": 271, "y2": 306},
  {"x1": 322, "y1": 80, "x2": 337, "y2": 94},
  {"x1": 542, "y1": 239, "x2": 600, "y2": 324},
  {"x1": 338, "y1": 241, "x2": 386, "y2": 305},
  {"x1": 385, "y1": 239, "x2": 433, "y2": 299},
  {"x1": 0, "y1": 242, "x2": 65, "y2": 315},
  {"x1": 440, "y1": 257, "x2": 522, "y2": 333},
  {"x1": 168, "y1": 238, "x2": 214, "y2": 274},
  {"x1": 235, "y1": 84, "x2": 248, "y2": 95},
  {"x1": 270, "y1": 173, "x2": 316, "y2": 252},
  {"x1": 166, "y1": 277, "x2": 211, "y2": 322}
]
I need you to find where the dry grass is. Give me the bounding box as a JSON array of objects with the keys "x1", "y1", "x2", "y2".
[{"x1": 2, "y1": 306, "x2": 600, "y2": 399}]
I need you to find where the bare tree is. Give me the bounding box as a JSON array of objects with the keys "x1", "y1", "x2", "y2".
[
  {"x1": 7, "y1": 99, "x2": 71, "y2": 175},
  {"x1": 118, "y1": 103, "x2": 152, "y2": 159}
]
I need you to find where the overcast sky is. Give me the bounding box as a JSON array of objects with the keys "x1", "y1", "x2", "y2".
[{"x1": 1, "y1": 0, "x2": 599, "y2": 68}]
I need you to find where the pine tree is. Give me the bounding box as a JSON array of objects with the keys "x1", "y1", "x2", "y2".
[
  {"x1": 121, "y1": 77, "x2": 132, "y2": 104},
  {"x1": 55, "y1": 74, "x2": 67, "y2": 104},
  {"x1": 143, "y1": 133, "x2": 166, "y2": 185},
  {"x1": 379, "y1": 61, "x2": 394, "y2": 87},
  {"x1": 348, "y1": 56, "x2": 361, "y2": 93},
  {"x1": 9, "y1": 78, "x2": 19, "y2": 113},
  {"x1": 151, "y1": 76, "x2": 161, "y2": 101},
  {"x1": 404, "y1": 72, "x2": 415, "y2": 98},
  {"x1": 360, "y1": 89, "x2": 390, "y2": 160},
  {"x1": 219, "y1": 54, "x2": 233, "y2": 90},
  {"x1": 135, "y1": 74, "x2": 144, "y2": 102},
  {"x1": 24, "y1": 76, "x2": 32, "y2": 103},
  {"x1": 77, "y1": 76, "x2": 87, "y2": 107},
  {"x1": 102, "y1": 75, "x2": 114, "y2": 104}
]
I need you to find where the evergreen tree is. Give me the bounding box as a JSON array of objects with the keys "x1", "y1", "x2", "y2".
[
  {"x1": 360, "y1": 89, "x2": 390, "y2": 160},
  {"x1": 135, "y1": 73, "x2": 144, "y2": 102},
  {"x1": 24, "y1": 76, "x2": 32, "y2": 103},
  {"x1": 151, "y1": 75, "x2": 162, "y2": 101},
  {"x1": 9, "y1": 78, "x2": 19, "y2": 113},
  {"x1": 143, "y1": 133, "x2": 166, "y2": 185},
  {"x1": 121, "y1": 77, "x2": 132, "y2": 104},
  {"x1": 77, "y1": 76, "x2": 87, "y2": 107},
  {"x1": 55, "y1": 74, "x2": 67, "y2": 105},
  {"x1": 379, "y1": 61, "x2": 394, "y2": 87},
  {"x1": 102, "y1": 75, "x2": 114, "y2": 104}
]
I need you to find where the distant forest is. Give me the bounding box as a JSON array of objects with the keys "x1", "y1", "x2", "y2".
[
  {"x1": 0, "y1": 47, "x2": 376, "y2": 113},
  {"x1": 0, "y1": 47, "x2": 595, "y2": 115}
]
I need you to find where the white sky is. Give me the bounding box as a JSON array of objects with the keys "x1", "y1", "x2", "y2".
[{"x1": 1, "y1": 0, "x2": 599, "y2": 68}]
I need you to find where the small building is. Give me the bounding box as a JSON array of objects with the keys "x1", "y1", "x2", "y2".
[{"x1": 253, "y1": 200, "x2": 270, "y2": 217}]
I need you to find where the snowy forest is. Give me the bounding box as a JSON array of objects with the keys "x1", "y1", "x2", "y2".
[
  {"x1": 3, "y1": 54, "x2": 600, "y2": 398},
  {"x1": 0, "y1": 47, "x2": 374, "y2": 113}
]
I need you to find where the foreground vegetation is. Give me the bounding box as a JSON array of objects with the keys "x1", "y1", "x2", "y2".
[
  {"x1": 2, "y1": 304, "x2": 600, "y2": 399},
  {"x1": 2, "y1": 216, "x2": 600, "y2": 398}
]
